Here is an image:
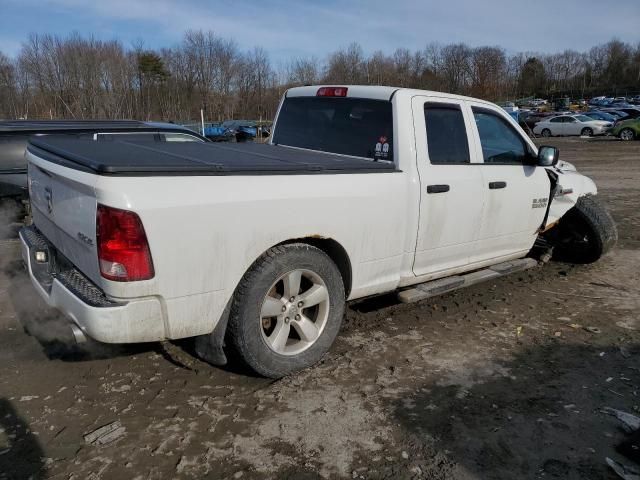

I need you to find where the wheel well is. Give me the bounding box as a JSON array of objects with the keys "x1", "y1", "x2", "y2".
[{"x1": 279, "y1": 237, "x2": 353, "y2": 297}]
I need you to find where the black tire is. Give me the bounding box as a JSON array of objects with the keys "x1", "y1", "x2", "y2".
[
  {"x1": 581, "y1": 127, "x2": 593, "y2": 137},
  {"x1": 226, "y1": 243, "x2": 345, "y2": 378},
  {"x1": 541, "y1": 128, "x2": 552, "y2": 138},
  {"x1": 619, "y1": 128, "x2": 635, "y2": 141},
  {"x1": 553, "y1": 195, "x2": 617, "y2": 264}
]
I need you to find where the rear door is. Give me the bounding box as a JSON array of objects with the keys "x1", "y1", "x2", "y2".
[
  {"x1": 467, "y1": 104, "x2": 550, "y2": 262},
  {"x1": 549, "y1": 117, "x2": 564, "y2": 135},
  {"x1": 411, "y1": 96, "x2": 485, "y2": 276}
]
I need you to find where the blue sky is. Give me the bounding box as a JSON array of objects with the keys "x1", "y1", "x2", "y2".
[{"x1": 1, "y1": 0, "x2": 639, "y2": 63}]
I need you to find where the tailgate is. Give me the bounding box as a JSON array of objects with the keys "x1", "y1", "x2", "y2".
[{"x1": 27, "y1": 150, "x2": 101, "y2": 284}]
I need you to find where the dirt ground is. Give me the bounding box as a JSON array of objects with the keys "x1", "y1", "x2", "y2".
[{"x1": 0, "y1": 137, "x2": 639, "y2": 480}]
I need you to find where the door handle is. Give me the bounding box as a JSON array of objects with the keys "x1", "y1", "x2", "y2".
[
  {"x1": 426, "y1": 184, "x2": 450, "y2": 194},
  {"x1": 489, "y1": 181, "x2": 507, "y2": 189}
]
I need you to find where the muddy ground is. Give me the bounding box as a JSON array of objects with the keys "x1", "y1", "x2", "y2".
[{"x1": 0, "y1": 137, "x2": 639, "y2": 480}]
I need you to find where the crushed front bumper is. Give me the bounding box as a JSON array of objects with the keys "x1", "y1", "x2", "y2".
[{"x1": 19, "y1": 225, "x2": 166, "y2": 343}]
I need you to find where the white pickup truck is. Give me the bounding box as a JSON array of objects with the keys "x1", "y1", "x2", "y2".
[{"x1": 20, "y1": 85, "x2": 617, "y2": 378}]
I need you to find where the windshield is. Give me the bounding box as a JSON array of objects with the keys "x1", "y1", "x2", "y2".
[{"x1": 273, "y1": 97, "x2": 394, "y2": 161}]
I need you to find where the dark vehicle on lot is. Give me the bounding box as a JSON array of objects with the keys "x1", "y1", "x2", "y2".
[
  {"x1": 601, "y1": 109, "x2": 630, "y2": 120},
  {"x1": 0, "y1": 120, "x2": 207, "y2": 203},
  {"x1": 583, "y1": 111, "x2": 619, "y2": 123},
  {"x1": 221, "y1": 120, "x2": 271, "y2": 142},
  {"x1": 612, "y1": 108, "x2": 640, "y2": 119},
  {"x1": 522, "y1": 112, "x2": 555, "y2": 129},
  {"x1": 203, "y1": 125, "x2": 235, "y2": 142},
  {"x1": 221, "y1": 120, "x2": 258, "y2": 142}
]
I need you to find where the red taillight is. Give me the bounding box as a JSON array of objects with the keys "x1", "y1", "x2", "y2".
[
  {"x1": 96, "y1": 204, "x2": 154, "y2": 282},
  {"x1": 316, "y1": 86, "x2": 348, "y2": 97}
]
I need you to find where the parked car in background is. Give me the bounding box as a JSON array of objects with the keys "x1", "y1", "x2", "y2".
[
  {"x1": 523, "y1": 112, "x2": 554, "y2": 129},
  {"x1": 533, "y1": 114, "x2": 612, "y2": 137},
  {"x1": 601, "y1": 109, "x2": 630, "y2": 120},
  {"x1": 203, "y1": 125, "x2": 234, "y2": 142},
  {"x1": 583, "y1": 111, "x2": 619, "y2": 123},
  {"x1": 0, "y1": 120, "x2": 207, "y2": 203},
  {"x1": 613, "y1": 108, "x2": 640, "y2": 119},
  {"x1": 610, "y1": 118, "x2": 640, "y2": 141}
]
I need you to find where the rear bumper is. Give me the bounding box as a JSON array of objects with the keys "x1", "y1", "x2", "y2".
[{"x1": 19, "y1": 226, "x2": 166, "y2": 343}]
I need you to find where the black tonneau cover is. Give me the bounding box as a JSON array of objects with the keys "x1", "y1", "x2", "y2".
[{"x1": 28, "y1": 137, "x2": 396, "y2": 176}]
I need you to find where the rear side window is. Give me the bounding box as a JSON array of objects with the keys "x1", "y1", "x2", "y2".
[
  {"x1": 96, "y1": 132, "x2": 159, "y2": 142},
  {"x1": 273, "y1": 97, "x2": 393, "y2": 162},
  {"x1": 162, "y1": 132, "x2": 203, "y2": 142},
  {"x1": 424, "y1": 104, "x2": 470, "y2": 164}
]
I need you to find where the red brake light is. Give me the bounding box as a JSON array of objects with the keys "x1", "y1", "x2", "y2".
[
  {"x1": 316, "y1": 87, "x2": 348, "y2": 97},
  {"x1": 97, "y1": 204, "x2": 154, "y2": 281}
]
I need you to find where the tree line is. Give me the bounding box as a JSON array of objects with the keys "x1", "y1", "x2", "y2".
[{"x1": 0, "y1": 30, "x2": 638, "y2": 123}]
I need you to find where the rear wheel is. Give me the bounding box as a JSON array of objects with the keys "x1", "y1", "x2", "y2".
[
  {"x1": 581, "y1": 127, "x2": 593, "y2": 137},
  {"x1": 226, "y1": 243, "x2": 345, "y2": 378},
  {"x1": 619, "y1": 128, "x2": 635, "y2": 141},
  {"x1": 541, "y1": 128, "x2": 552, "y2": 138},
  {"x1": 553, "y1": 195, "x2": 617, "y2": 264}
]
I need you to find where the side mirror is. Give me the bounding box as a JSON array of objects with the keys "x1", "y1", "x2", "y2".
[{"x1": 537, "y1": 146, "x2": 559, "y2": 166}]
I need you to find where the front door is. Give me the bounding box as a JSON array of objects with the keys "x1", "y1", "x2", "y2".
[
  {"x1": 563, "y1": 116, "x2": 580, "y2": 135},
  {"x1": 467, "y1": 104, "x2": 551, "y2": 262},
  {"x1": 412, "y1": 97, "x2": 485, "y2": 277}
]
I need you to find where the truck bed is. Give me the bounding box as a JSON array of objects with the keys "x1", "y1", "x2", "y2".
[{"x1": 28, "y1": 137, "x2": 396, "y2": 176}]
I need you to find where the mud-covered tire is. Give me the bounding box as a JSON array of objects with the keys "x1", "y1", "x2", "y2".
[
  {"x1": 554, "y1": 195, "x2": 617, "y2": 264},
  {"x1": 226, "y1": 243, "x2": 345, "y2": 378}
]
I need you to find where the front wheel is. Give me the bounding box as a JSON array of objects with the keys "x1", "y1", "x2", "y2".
[
  {"x1": 226, "y1": 243, "x2": 345, "y2": 378},
  {"x1": 581, "y1": 127, "x2": 593, "y2": 137},
  {"x1": 541, "y1": 128, "x2": 552, "y2": 138},
  {"x1": 619, "y1": 128, "x2": 635, "y2": 141},
  {"x1": 553, "y1": 195, "x2": 617, "y2": 264}
]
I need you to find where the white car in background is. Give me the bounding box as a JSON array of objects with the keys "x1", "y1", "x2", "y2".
[{"x1": 534, "y1": 115, "x2": 612, "y2": 137}]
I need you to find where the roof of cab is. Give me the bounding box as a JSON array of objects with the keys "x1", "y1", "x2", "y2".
[{"x1": 285, "y1": 85, "x2": 497, "y2": 107}]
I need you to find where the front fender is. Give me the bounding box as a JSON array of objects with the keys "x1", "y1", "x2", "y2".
[{"x1": 546, "y1": 171, "x2": 598, "y2": 227}]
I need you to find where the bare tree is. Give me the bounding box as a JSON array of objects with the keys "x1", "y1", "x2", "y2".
[{"x1": 1, "y1": 32, "x2": 638, "y2": 122}]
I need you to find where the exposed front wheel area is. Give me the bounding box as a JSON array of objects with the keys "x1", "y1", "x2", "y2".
[
  {"x1": 551, "y1": 195, "x2": 617, "y2": 264},
  {"x1": 541, "y1": 128, "x2": 552, "y2": 137},
  {"x1": 580, "y1": 127, "x2": 593, "y2": 137},
  {"x1": 226, "y1": 243, "x2": 345, "y2": 378},
  {"x1": 619, "y1": 128, "x2": 635, "y2": 141}
]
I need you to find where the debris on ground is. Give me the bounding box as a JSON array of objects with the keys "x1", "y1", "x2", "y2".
[
  {"x1": 601, "y1": 407, "x2": 640, "y2": 433},
  {"x1": 83, "y1": 421, "x2": 126, "y2": 446},
  {"x1": 606, "y1": 457, "x2": 640, "y2": 480},
  {"x1": 617, "y1": 429, "x2": 640, "y2": 465},
  {"x1": 584, "y1": 326, "x2": 602, "y2": 334}
]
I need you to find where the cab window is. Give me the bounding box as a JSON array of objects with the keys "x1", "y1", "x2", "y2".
[
  {"x1": 472, "y1": 108, "x2": 528, "y2": 165},
  {"x1": 424, "y1": 104, "x2": 470, "y2": 164},
  {"x1": 273, "y1": 97, "x2": 393, "y2": 162}
]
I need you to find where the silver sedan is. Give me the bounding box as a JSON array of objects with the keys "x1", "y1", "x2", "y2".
[{"x1": 533, "y1": 115, "x2": 612, "y2": 137}]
